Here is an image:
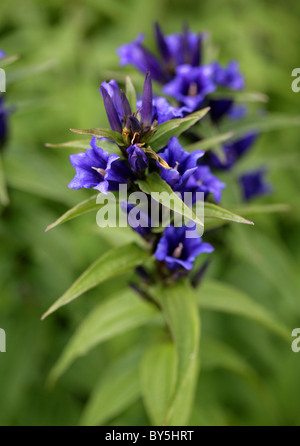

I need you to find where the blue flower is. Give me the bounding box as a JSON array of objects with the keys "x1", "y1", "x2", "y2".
[
  {"x1": 163, "y1": 65, "x2": 216, "y2": 111},
  {"x1": 120, "y1": 201, "x2": 152, "y2": 237},
  {"x1": 239, "y1": 168, "x2": 271, "y2": 201},
  {"x1": 126, "y1": 144, "x2": 148, "y2": 173},
  {"x1": 0, "y1": 97, "x2": 8, "y2": 149},
  {"x1": 158, "y1": 136, "x2": 204, "y2": 190},
  {"x1": 207, "y1": 133, "x2": 257, "y2": 170},
  {"x1": 136, "y1": 96, "x2": 188, "y2": 125},
  {"x1": 154, "y1": 225, "x2": 214, "y2": 270},
  {"x1": 0, "y1": 50, "x2": 6, "y2": 59},
  {"x1": 213, "y1": 61, "x2": 244, "y2": 90},
  {"x1": 184, "y1": 165, "x2": 226, "y2": 203},
  {"x1": 68, "y1": 137, "x2": 130, "y2": 194},
  {"x1": 208, "y1": 98, "x2": 234, "y2": 123},
  {"x1": 117, "y1": 24, "x2": 205, "y2": 84}
]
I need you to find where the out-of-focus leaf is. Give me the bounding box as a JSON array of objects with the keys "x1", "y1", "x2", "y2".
[
  {"x1": 155, "y1": 280, "x2": 200, "y2": 425},
  {"x1": 70, "y1": 127, "x2": 124, "y2": 146},
  {"x1": 185, "y1": 131, "x2": 234, "y2": 153},
  {"x1": 137, "y1": 172, "x2": 204, "y2": 227},
  {"x1": 7, "y1": 59, "x2": 57, "y2": 83},
  {"x1": 49, "y1": 290, "x2": 159, "y2": 383},
  {"x1": 201, "y1": 337, "x2": 257, "y2": 381},
  {"x1": 42, "y1": 243, "x2": 149, "y2": 319},
  {"x1": 0, "y1": 55, "x2": 19, "y2": 67},
  {"x1": 149, "y1": 108, "x2": 210, "y2": 151},
  {"x1": 220, "y1": 114, "x2": 300, "y2": 140},
  {"x1": 0, "y1": 154, "x2": 9, "y2": 206},
  {"x1": 210, "y1": 90, "x2": 269, "y2": 103},
  {"x1": 232, "y1": 203, "x2": 291, "y2": 217},
  {"x1": 140, "y1": 342, "x2": 177, "y2": 426},
  {"x1": 198, "y1": 279, "x2": 290, "y2": 340},
  {"x1": 80, "y1": 349, "x2": 142, "y2": 426}
]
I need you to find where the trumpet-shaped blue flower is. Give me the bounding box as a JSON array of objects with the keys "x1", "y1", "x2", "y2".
[
  {"x1": 158, "y1": 136, "x2": 204, "y2": 191},
  {"x1": 239, "y1": 168, "x2": 271, "y2": 201},
  {"x1": 154, "y1": 225, "x2": 214, "y2": 270},
  {"x1": 163, "y1": 65, "x2": 216, "y2": 111},
  {"x1": 118, "y1": 23, "x2": 205, "y2": 84},
  {"x1": 68, "y1": 137, "x2": 130, "y2": 194},
  {"x1": 213, "y1": 61, "x2": 245, "y2": 90},
  {"x1": 126, "y1": 144, "x2": 148, "y2": 173},
  {"x1": 208, "y1": 133, "x2": 257, "y2": 170},
  {"x1": 184, "y1": 165, "x2": 226, "y2": 203}
]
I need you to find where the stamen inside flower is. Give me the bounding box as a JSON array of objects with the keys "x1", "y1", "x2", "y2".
[
  {"x1": 172, "y1": 242, "x2": 184, "y2": 258},
  {"x1": 92, "y1": 167, "x2": 107, "y2": 177},
  {"x1": 188, "y1": 82, "x2": 198, "y2": 97}
]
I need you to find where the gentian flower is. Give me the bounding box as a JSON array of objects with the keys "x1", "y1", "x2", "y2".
[
  {"x1": 207, "y1": 133, "x2": 257, "y2": 170},
  {"x1": 212, "y1": 61, "x2": 245, "y2": 90},
  {"x1": 0, "y1": 97, "x2": 8, "y2": 150},
  {"x1": 154, "y1": 225, "x2": 214, "y2": 270},
  {"x1": 208, "y1": 98, "x2": 234, "y2": 123},
  {"x1": 126, "y1": 144, "x2": 148, "y2": 173},
  {"x1": 163, "y1": 65, "x2": 216, "y2": 111},
  {"x1": 118, "y1": 23, "x2": 205, "y2": 83},
  {"x1": 239, "y1": 168, "x2": 271, "y2": 201},
  {"x1": 136, "y1": 96, "x2": 188, "y2": 125},
  {"x1": 120, "y1": 201, "x2": 152, "y2": 238},
  {"x1": 184, "y1": 165, "x2": 226, "y2": 203},
  {"x1": 158, "y1": 136, "x2": 204, "y2": 191},
  {"x1": 68, "y1": 137, "x2": 131, "y2": 194}
]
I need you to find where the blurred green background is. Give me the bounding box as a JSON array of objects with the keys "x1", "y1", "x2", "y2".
[{"x1": 0, "y1": 0, "x2": 300, "y2": 426}]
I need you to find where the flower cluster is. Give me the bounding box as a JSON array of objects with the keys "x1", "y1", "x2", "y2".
[{"x1": 67, "y1": 23, "x2": 271, "y2": 279}]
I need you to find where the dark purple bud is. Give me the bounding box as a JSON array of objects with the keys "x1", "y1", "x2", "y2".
[
  {"x1": 127, "y1": 144, "x2": 148, "y2": 173},
  {"x1": 141, "y1": 71, "x2": 153, "y2": 130},
  {"x1": 100, "y1": 86, "x2": 122, "y2": 133},
  {"x1": 191, "y1": 33, "x2": 202, "y2": 67},
  {"x1": 126, "y1": 116, "x2": 141, "y2": 134},
  {"x1": 120, "y1": 89, "x2": 132, "y2": 119},
  {"x1": 154, "y1": 22, "x2": 172, "y2": 64}
]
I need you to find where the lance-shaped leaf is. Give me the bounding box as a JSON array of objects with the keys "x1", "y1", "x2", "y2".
[
  {"x1": 204, "y1": 202, "x2": 254, "y2": 225},
  {"x1": 45, "y1": 194, "x2": 100, "y2": 232},
  {"x1": 154, "y1": 280, "x2": 200, "y2": 426},
  {"x1": 41, "y1": 242, "x2": 149, "y2": 320},
  {"x1": 140, "y1": 342, "x2": 177, "y2": 426},
  {"x1": 80, "y1": 349, "x2": 143, "y2": 426},
  {"x1": 148, "y1": 107, "x2": 210, "y2": 151},
  {"x1": 137, "y1": 172, "x2": 204, "y2": 228},
  {"x1": 0, "y1": 55, "x2": 19, "y2": 68},
  {"x1": 198, "y1": 279, "x2": 290, "y2": 340},
  {"x1": 45, "y1": 138, "x2": 119, "y2": 155},
  {"x1": 70, "y1": 127, "x2": 124, "y2": 146},
  {"x1": 185, "y1": 131, "x2": 234, "y2": 153},
  {"x1": 219, "y1": 113, "x2": 300, "y2": 139},
  {"x1": 49, "y1": 290, "x2": 159, "y2": 383}
]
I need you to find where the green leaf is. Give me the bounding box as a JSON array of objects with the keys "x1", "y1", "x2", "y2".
[
  {"x1": 149, "y1": 107, "x2": 210, "y2": 151},
  {"x1": 45, "y1": 194, "x2": 100, "y2": 232},
  {"x1": 49, "y1": 290, "x2": 159, "y2": 383},
  {"x1": 41, "y1": 243, "x2": 149, "y2": 319},
  {"x1": 80, "y1": 349, "x2": 142, "y2": 426},
  {"x1": 204, "y1": 202, "x2": 254, "y2": 225},
  {"x1": 137, "y1": 172, "x2": 204, "y2": 228},
  {"x1": 185, "y1": 131, "x2": 234, "y2": 153},
  {"x1": 201, "y1": 337, "x2": 257, "y2": 381},
  {"x1": 210, "y1": 90, "x2": 268, "y2": 103},
  {"x1": 155, "y1": 280, "x2": 200, "y2": 425},
  {"x1": 0, "y1": 154, "x2": 9, "y2": 206},
  {"x1": 70, "y1": 127, "x2": 124, "y2": 146},
  {"x1": 220, "y1": 113, "x2": 300, "y2": 139},
  {"x1": 140, "y1": 342, "x2": 177, "y2": 426},
  {"x1": 198, "y1": 279, "x2": 290, "y2": 340},
  {"x1": 232, "y1": 203, "x2": 290, "y2": 217},
  {"x1": 125, "y1": 76, "x2": 137, "y2": 112},
  {"x1": 45, "y1": 139, "x2": 92, "y2": 151},
  {"x1": 7, "y1": 59, "x2": 57, "y2": 83},
  {"x1": 0, "y1": 55, "x2": 19, "y2": 68}
]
